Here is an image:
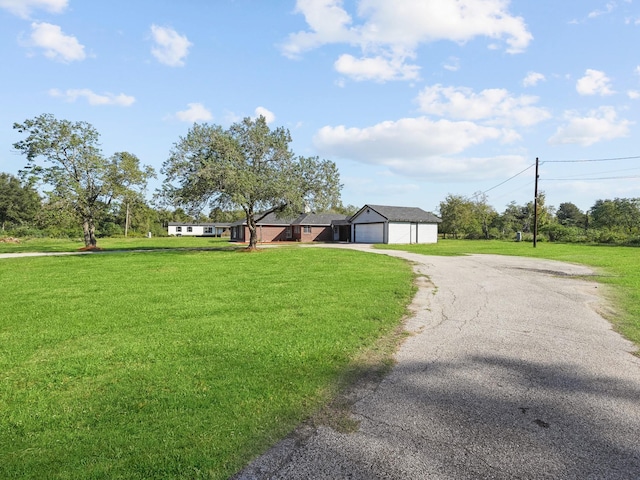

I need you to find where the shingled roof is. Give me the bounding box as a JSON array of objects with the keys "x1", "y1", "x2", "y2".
[
  {"x1": 362, "y1": 205, "x2": 442, "y2": 223},
  {"x1": 291, "y1": 213, "x2": 349, "y2": 225}
]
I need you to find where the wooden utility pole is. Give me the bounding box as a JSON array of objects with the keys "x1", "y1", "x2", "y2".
[
  {"x1": 533, "y1": 157, "x2": 539, "y2": 248},
  {"x1": 125, "y1": 202, "x2": 130, "y2": 238}
]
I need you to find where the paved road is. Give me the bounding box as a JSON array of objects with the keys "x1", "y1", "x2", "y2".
[{"x1": 236, "y1": 246, "x2": 640, "y2": 479}]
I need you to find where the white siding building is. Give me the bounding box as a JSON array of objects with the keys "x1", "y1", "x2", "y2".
[
  {"x1": 350, "y1": 205, "x2": 441, "y2": 244},
  {"x1": 167, "y1": 223, "x2": 229, "y2": 237}
]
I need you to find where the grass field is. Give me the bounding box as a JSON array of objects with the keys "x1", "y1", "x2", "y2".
[
  {"x1": 379, "y1": 239, "x2": 640, "y2": 348},
  {"x1": 2, "y1": 236, "x2": 638, "y2": 478},
  {"x1": 0, "y1": 246, "x2": 414, "y2": 479},
  {"x1": 0, "y1": 236, "x2": 235, "y2": 253}
]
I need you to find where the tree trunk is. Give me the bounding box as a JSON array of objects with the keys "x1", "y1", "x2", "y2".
[
  {"x1": 82, "y1": 217, "x2": 98, "y2": 247},
  {"x1": 247, "y1": 215, "x2": 258, "y2": 249}
]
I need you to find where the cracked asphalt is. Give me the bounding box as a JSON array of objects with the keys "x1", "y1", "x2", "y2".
[{"x1": 235, "y1": 246, "x2": 640, "y2": 479}]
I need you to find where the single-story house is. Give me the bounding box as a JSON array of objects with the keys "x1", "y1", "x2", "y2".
[
  {"x1": 350, "y1": 205, "x2": 441, "y2": 244},
  {"x1": 172, "y1": 204, "x2": 442, "y2": 244},
  {"x1": 229, "y1": 212, "x2": 350, "y2": 243},
  {"x1": 167, "y1": 222, "x2": 230, "y2": 237},
  {"x1": 291, "y1": 213, "x2": 350, "y2": 242},
  {"x1": 229, "y1": 212, "x2": 295, "y2": 243}
]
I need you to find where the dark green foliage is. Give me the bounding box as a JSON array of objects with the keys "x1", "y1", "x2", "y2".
[
  {"x1": 12, "y1": 114, "x2": 154, "y2": 247},
  {"x1": 161, "y1": 116, "x2": 342, "y2": 248},
  {"x1": 0, "y1": 173, "x2": 41, "y2": 231}
]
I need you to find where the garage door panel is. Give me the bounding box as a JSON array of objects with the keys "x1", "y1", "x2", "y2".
[{"x1": 355, "y1": 223, "x2": 384, "y2": 243}]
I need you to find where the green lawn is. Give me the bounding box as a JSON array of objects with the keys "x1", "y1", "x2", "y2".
[
  {"x1": 0, "y1": 247, "x2": 414, "y2": 479},
  {"x1": 379, "y1": 239, "x2": 640, "y2": 348},
  {"x1": 2, "y1": 237, "x2": 638, "y2": 478},
  {"x1": 0, "y1": 236, "x2": 235, "y2": 253}
]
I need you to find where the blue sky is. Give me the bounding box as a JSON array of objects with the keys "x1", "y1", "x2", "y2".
[{"x1": 1, "y1": 0, "x2": 639, "y2": 214}]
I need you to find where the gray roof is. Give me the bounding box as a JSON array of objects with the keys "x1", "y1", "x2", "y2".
[
  {"x1": 360, "y1": 204, "x2": 442, "y2": 223},
  {"x1": 291, "y1": 213, "x2": 349, "y2": 225},
  {"x1": 231, "y1": 212, "x2": 296, "y2": 226}
]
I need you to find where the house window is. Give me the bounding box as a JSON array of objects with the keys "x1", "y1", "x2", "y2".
[
  {"x1": 176, "y1": 226, "x2": 182, "y2": 232},
  {"x1": 204, "y1": 227, "x2": 213, "y2": 234},
  {"x1": 187, "y1": 226, "x2": 193, "y2": 233},
  {"x1": 294, "y1": 226, "x2": 300, "y2": 234},
  {"x1": 303, "y1": 226, "x2": 312, "y2": 234}
]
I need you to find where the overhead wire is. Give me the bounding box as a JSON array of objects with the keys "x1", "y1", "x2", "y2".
[
  {"x1": 543, "y1": 155, "x2": 640, "y2": 163},
  {"x1": 464, "y1": 153, "x2": 639, "y2": 207}
]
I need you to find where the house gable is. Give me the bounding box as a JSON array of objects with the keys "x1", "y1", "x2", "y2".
[{"x1": 350, "y1": 205, "x2": 387, "y2": 224}]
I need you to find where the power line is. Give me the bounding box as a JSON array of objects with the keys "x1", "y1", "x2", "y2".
[
  {"x1": 544, "y1": 155, "x2": 640, "y2": 163},
  {"x1": 545, "y1": 175, "x2": 640, "y2": 181},
  {"x1": 481, "y1": 162, "x2": 536, "y2": 195}
]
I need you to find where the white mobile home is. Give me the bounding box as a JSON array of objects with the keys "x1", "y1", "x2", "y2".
[{"x1": 167, "y1": 223, "x2": 230, "y2": 237}]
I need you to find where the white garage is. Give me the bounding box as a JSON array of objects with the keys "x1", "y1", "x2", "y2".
[{"x1": 350, "y1": 205, "x2": 441, "y2": 244}]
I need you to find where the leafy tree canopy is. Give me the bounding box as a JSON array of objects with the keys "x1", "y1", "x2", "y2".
[
  {"x1": 161, "y1": 116, "x2": 342, "y2": 248},
  {"x1": 13, "y1": 114, "x2": 155, "y2": 247},
  {"x1": 0, "y1": 172, "x2": 41, "y2": 231}
]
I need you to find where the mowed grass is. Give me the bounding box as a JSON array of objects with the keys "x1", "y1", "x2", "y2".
[
  {"x1": 379, "y1": 240, "x2": 640, "y2": 348},
  {"x1": 0, "y1": 236, "x2": 235, "y2": 253},
  {"x1": 0, "y1": 247, "x2": 414, "y2": 479}
]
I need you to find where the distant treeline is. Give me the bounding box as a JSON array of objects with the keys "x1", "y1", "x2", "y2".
[
  {"x1": 438, "y1": 192, "x2": 640, "y2": 244},
  {"x1": 2, "y1": 171, "x2": 639, "y2": 244}
]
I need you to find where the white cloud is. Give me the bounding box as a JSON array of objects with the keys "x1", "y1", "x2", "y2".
[
  {"x1": 334, "y1": 54, "x2": 420, "y2": 82},
  {"x1": 254, "y1": 107, "x2": 276, "y2": 124},
  {"x1": 282, "y1": 0, "x2": 532, "y2": 82},
  {"x1": 150, "y1": 25, "x2": 192, "y2": 67},
  {"x1": 522, "y1": 71, "x2": 545, "y2": 87},
  {"x1": 49, "y1": 88, "x2": 135, "y2": 106},
  {"x1": 576, "y1": 69, "x2": 614, "y2": 96},
  {"x1": 416, "y1": 84, "x2": 551, "y2": 127},
  {"x1": 312, "y1": 117, "x2": 530, "y2": 180},
  {"x1": 175, "y1": 103, "x2": 212, "y2": 123},
  {"x1": 27, "y1": 22, "x2": 86, "y2": 63},
  {"x1": 443, "y1": 56, "x2": 460, "y2": 72},
  {"x1": 628, "y1": 90, "x2": 640, "y2": 100},
  {"x1": 0, "y1": 0, "x2": 67, "y2": 18},
  {"x1": 588, "y1": 2, "x2": 616, "y2": 19},
  {"x1": 548, "y1": 107, "x2": 631, "y2": 146}
]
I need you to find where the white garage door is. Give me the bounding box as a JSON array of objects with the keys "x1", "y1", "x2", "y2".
[{"x1": 354, "y1": 223, "x2": 384, "y2": 243}]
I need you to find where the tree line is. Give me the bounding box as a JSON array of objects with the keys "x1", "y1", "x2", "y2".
[
  {"x1": 2, "y1": 113, "x2": 639, "y2": 247},
  {"x1": 3, "y1": 113, "x2": 344, "y2": 248},
  {"x1": 438, "y1": 193, "x2": 640, "y2": 244}
]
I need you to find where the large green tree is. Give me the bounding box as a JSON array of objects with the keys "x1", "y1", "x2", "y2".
[
  {"x1": 591, "y1": 198, "x2": 640, "y2": 234},
  {"x1": 556, "y1": 202, "x2": 585, "y2": 227},
  {"x1": 0, "y1": 172, "x2": 41, "y2": 231},
  {"x1": 13, "y1": 114, "x2": 155, "y2": 247},
  {"x1": 438, "y1": 194, "x2": 474, "y2": 239},
  {"x1": 161, "y1": 116, "x2": 342, "y2": 248}
]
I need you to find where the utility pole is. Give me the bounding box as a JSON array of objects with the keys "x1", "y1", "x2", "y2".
[
  {"x1": 125, "y1": 202, "x2": 130, "y2": 238},
  {"x1": 533, "y1": 157, "x2": 539, "y2": 248}
]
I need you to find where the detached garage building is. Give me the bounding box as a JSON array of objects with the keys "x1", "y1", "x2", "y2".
[{"x1": 350, "y1": 204, "x2": 442, "y2": 244}]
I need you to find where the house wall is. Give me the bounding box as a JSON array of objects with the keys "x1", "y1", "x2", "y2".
[
  {"x1": 387, "y1": 222, "x2": 439, "y2": 244},
  {"x1": 233, "y1": 225, "x2": 290, "y2": 242},
  {"x1": 351, "y1": 207, "x2": 386, "y2": 224},
  {"x1": 169, "y1": 225, "x2": 206, "y2": 236},
  {"x1": 168, "y1": 225, "x2": 228, "y2": 237},
  {"x1": 296, "y1": 226, "x2": 333, "y2": 242},
  {"x1": 388, "y1": 222, "x2": 414, "y2": 244},
  {"x1": 417, "y1": 223, "x2": 438, "y2": 243}
]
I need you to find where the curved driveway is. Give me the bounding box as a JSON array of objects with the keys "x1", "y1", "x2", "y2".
[{"x1": 237, "y1": 245, "x2": 640, "y2": 479}]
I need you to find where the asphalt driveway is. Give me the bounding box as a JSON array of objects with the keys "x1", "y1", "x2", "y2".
[{"x1": 236, "y1": 246, "x2": 640, "y2": 479}]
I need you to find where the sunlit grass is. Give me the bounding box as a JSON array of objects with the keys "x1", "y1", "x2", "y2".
[
  {"x1": 0, "y1": 236, "x2": 234, "y2": 253},
  {"x1": 0, "y1": 247, "x2": 414, "y2": 479}
]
